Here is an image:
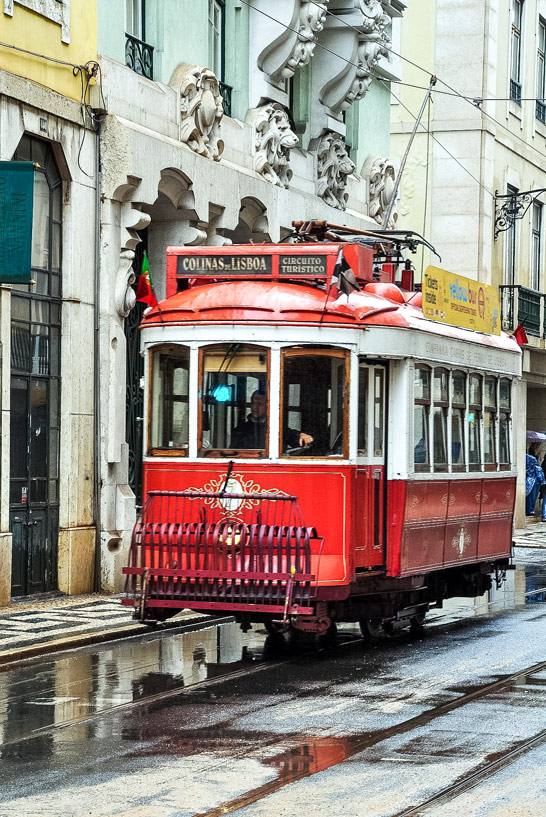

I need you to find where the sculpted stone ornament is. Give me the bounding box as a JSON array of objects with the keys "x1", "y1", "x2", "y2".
[
  {"x1": 259, "y1": 0, "x2": 330, "y2": 82},
  {"x1": 366, "y1": 156, "x2": 397, "y2": 228},
  {"x1": 316, "y1": 132, "x2": 356, "y2": 210},
  {"x1": 172, "y1": 64, "x2": 224, "y2": 161},
  {"x1": 247, "y1": 103, "x2": 299, "y2": 188},
  {"x1": 342, "y1": 1, "x2": 390, "y2": 109},
  {"x1": 317, "y1": 0, "x2": 392, "y2": 116},
  {"x1": 115, "y1": 204, "x2": 151, "y2": 318}
]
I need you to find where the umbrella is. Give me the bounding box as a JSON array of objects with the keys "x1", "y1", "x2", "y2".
[{"x1": 527, "y1": 431, "x2": 546, "y2": 442}]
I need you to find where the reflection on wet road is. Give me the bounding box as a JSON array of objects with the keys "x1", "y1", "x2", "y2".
[{"x1": 0, "y1": 548, "x2": 545, "y2": 817}]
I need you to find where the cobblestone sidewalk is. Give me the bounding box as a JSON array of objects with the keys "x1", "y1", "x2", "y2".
[
  {"x1": 514, "y1": 523, "x2": 546, "y2": 549},
  {"x1": 0, "y1": 594, "x2": 205, "y2": 664}
]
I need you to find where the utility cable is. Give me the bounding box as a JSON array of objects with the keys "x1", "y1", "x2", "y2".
[
  {"x1": 238, "y1": 0, "x2": 494, "y2": 199},
  {"x1": 382, "y1": 78, "x2": 495, "y2": 198},
  {"x1": 319, "y1": 2, "x2": 546, "y2": 167},
  {"x1": 0, "y1": 39, "x2": 87, "y2": 70}
]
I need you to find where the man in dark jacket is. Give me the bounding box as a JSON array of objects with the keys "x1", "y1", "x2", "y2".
[{"x1": 230, "y1": 391, "x2": 313, "y2": 451}]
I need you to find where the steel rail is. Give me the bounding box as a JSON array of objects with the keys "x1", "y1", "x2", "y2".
[
  {"x1": 394, "y1": 727, "x2": 546, "y2": 817},
  {"x1": 190, "y1": 656, "x2": 546, "y2": 817}
]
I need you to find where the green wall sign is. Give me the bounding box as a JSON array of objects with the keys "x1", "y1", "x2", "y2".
[{"x1": 0, "y1": 161, "x2": 35, "y2": 284}]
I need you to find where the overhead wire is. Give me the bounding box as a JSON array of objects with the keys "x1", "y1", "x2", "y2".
[
  {"x1": 318, "y1": 2, "x2": 546, "y2": 166},
  {"x1": 237, "y1": 0, "x2": 492, "y2": 198}
]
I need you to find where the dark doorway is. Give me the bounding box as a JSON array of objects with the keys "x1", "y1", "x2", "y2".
[
  {"x1": 125, "y1": 239, "x2": 147, "y2": 509},
  {"x1": 9, "y1": 137, "x2": 62, "y2": 597}
]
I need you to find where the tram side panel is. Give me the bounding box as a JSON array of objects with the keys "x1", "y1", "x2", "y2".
[{"x1": 386, "y1": 476, "x2": 515, "y2": 578}]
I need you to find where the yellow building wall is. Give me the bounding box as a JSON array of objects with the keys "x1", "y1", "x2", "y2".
[{"x1": 0, "y1": 1, "x2": 97, "y2": 102}]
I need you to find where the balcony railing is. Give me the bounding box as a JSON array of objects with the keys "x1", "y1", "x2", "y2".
[
  {"x1": 500, "y1": 284, "x2": 543, "y2": 338},
  {"x1": 125, "y1": 33, "x2": 154, "y2": 80},
  {"x1": 510, "y1": 79, "x2": 522, "y2": 105},
  {"x1": 219, "y1": 81, "x2": 232, "y2": 117},
  {"x1": 537, "y1": 99, "x2": 546, "y2": 124}
]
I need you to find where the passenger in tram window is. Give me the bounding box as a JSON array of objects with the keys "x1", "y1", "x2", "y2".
[{"x1": 230, "y1": 390, "x2": 313, "y2": 451}]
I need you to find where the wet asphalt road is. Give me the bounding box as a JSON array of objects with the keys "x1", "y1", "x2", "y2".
[{"x1": 0, "y1": 548, "x2": 546, "y2": 817}]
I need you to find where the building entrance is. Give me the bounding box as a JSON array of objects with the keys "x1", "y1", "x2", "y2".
[{"x1": 9, "y1": 137, "x2": 62, "y2": 597}]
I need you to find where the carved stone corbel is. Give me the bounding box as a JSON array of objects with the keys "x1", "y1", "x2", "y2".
[
  {"x1": 258, "y1": 0, "x2": 330, "y2": 81},
  {"x1": 316, "y1": 131, "x2": 355, "y2": 210},
  {"x1": 115, "y1": 205, "x2": 151, "y2": 318},
  {"x1": 246, "y1": 103, "x2": 299, "y2": 188},
  {"x1": 311, "y1": 0, "x2": 391, "y2": 131},
  {"x1": 365, "y1": 156, "x2": 397, "y2": 228},
  {"x1": 170, "y1": 64, "x2": 224, "y2": 161}
]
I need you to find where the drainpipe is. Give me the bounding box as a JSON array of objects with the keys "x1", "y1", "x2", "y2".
[{"x1": 93, "y1": 120, "x2": 102, "y2": 592}]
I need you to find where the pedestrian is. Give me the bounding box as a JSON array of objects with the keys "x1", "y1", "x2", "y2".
[{"x1": 526, "y1": 448, "x2": 545, "y2": 516}]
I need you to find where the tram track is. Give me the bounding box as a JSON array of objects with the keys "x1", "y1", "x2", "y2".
[
  {"x1": 187, "y1": 656, "x2": 546, "y2": 817},
  {"x1": 3, "y1": 617, "x2": 546, "y2": 817},
  {"x1": 394, "y1": 726, "x2": 546, "y2": 817}
]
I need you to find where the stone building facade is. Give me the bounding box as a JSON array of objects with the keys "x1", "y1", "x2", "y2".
[{"x1": 0, "y1": 0, "x2": 406, "y2": 605}]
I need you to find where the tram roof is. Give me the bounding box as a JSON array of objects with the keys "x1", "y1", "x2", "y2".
[{"x1": 141, "y1": 279, "x2": 520, "y2": 355}]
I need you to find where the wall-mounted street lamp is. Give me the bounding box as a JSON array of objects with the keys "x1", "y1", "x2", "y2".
[{"x1": 494, "y1": 188, "x2": 546, "y2": 240}]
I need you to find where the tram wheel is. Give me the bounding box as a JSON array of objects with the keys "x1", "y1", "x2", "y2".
[
  {"x1": 409, "y1": 613, "x2": 426, "y2": 635},
  {"x1": 315, "y1": 621, "x2": 338, "y2": 650},
  {"x1": 359, "y1": 619, "x2": 384, "y2": 642}
]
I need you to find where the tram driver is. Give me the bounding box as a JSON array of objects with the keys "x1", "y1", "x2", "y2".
[{"x1": 230, "y1": 390, "x2": 313, "y2": 453}]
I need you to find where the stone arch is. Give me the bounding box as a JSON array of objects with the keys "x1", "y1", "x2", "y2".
[{"x1": 223, "y1": 196, "x2": 271, "y2": 244}]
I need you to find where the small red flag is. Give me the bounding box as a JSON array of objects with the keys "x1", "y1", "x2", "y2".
[
  {"x1": 513, "y1": 323, "x2": 528, "y2": 346},
  {"x1": 136, "y1": 251, "x2": 158, "y2": 308}
]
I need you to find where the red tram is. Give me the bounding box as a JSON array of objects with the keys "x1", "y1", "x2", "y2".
[{"x1": 122, "y1": 222, "x2": 521, "y2": 638}]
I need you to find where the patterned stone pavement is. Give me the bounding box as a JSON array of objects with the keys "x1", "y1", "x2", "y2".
[
  {"x1": 0, "y1": 594, "x2": 205, "y2": 664},
  {"x1": 513, "y1": 522, "x2": 546, "y2": 549}
]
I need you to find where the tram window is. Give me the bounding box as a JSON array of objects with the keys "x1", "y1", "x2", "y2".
[
  {"x1": 358, "y1": 364, "x2": 369, "y2": 456},
  {"x1": 150, "y1": 346, "x2": 190, "y2": 452},
  {"x1": 484, "y1": 377, "x2": 497, "y2": 468},
  {"x1": 499, "y1": 378, "x2": 511, "y2": 468},
  {"x1": 468, "y1": 374, "x2": 482, "y2": 471},
  {"x1": 451, "y1": 371, "x2": 466, "y2": 471},
  {"x1": 433, "y1": 369, "x2": 448, "y2": 471},
  {"x1": 414, "y1": 366, "x2": 430, "y2": 470},
  {"x1": 281, "y1": 349, "x2": 348, "y2": 457},
  {"x1": 199, "y1": 344, "x2": 269, "y2": 456}
]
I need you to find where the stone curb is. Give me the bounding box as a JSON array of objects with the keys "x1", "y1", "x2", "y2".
[{"x1": 0, "y1": 613, "x2": 230, "y2": 668}]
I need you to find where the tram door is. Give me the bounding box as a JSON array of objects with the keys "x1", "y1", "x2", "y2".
[{"x1": 355, "y1": 360, "x2": 387, "y2": 568}]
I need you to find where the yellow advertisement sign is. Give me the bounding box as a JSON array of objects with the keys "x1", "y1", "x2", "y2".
[{"x1": 422, "y1": 266, "x2": 501, "y2": 336}]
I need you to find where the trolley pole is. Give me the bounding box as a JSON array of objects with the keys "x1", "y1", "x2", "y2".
[{"x1": 382, "y1": 75, "x2": 437, "y2": 229}]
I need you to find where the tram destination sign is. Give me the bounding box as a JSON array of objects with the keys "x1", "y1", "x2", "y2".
[
  {"x1": 177, "y1": 253, "x2": 329, "y2": 277},
  {"x1": 422, "y1": 266, "x2": 501, "y2": 335}
]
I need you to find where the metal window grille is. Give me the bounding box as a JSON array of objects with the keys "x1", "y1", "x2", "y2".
[{"x1": 125, "y1": 33, "x2": 154, "y2": 80}]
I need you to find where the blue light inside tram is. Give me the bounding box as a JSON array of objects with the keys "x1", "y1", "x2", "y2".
[{"x1": 211, "y1": 384, "x2": 231, "y2": 402}]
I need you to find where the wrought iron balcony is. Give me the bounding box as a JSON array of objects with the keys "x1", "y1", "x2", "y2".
[
  {"x1": 500, "y1": 284, "x2": 543, "y2": 338},
  {"x1": 125, "y1": 33, "x2": 154, "y2": 80},
  {"x1": 537, "y1": 99, "x2": 546, "y2": 124},
  {"x1": 510, "y1": 79, "x2": 522, "y2": 105},
  {"x1": 219, "y1": 81, "x2": 232, "y2": 117}
]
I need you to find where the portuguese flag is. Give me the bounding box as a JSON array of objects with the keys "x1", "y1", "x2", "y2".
[{"x1": 136, "y1": 251, "x2": 158, "y2": 308}]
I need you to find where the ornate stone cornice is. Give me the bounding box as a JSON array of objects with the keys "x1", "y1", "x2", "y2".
[
  {"x1": 258, "y1": 0, "x2": 330, "y2": 82},
  {"x1": 316, "y1": 131, "x2": 355, "y2": 210},
  {"x1": 247, "y1": 103, "x2": 299, "y2": 188},
  {"x1": 170, "y1": 64, "x2": 224, "y2": 161},
  {"x1": 365, "y1": 156, "x2": 397, "y2": 228}
]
